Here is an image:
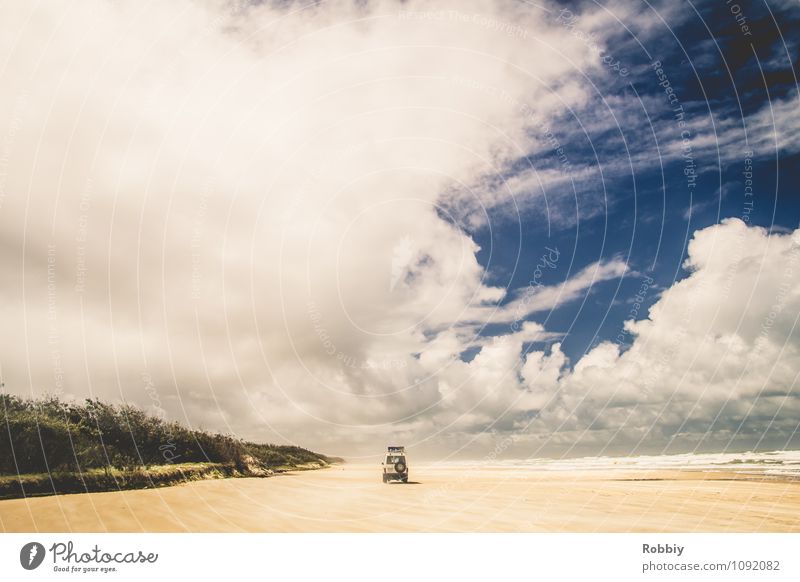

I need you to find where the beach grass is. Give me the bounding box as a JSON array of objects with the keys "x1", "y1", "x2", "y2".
[{"x1": 0, "y1": 394, "x2": 339, "y2": 499}]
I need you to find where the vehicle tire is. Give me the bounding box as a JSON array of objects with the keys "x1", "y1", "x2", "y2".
[
  {"x1": 394, "y1": 461, "x2": 406, "y2": 474},
  {"x1": 382, "y1": 474, "x2": 387, "y2": 483},
  {"x1": 402, "y1": 476, "x2": 408, "y2": 483}
]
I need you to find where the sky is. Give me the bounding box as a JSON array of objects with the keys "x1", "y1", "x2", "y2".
[{"x1": 0, "y1": 0, "x2": 798, "y2": 460}]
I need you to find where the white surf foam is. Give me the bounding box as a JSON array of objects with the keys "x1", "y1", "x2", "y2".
[{"x1": 437, "y1": 450, "x2": 800, "y2": 476}]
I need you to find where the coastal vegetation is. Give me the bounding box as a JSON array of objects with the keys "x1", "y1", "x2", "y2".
[{"x1": 0, "y1": 394, "x2": 338, "y2": 499}]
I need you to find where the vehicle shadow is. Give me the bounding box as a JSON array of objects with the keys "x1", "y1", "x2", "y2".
[{"x1": 387, "y1": 481, "x2": 422, "y2": 485}]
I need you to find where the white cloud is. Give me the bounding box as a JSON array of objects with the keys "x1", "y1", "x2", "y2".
[
  {"x1": 0, "y1": 0, "x2": 607, "y2": 454},
  {"x1": 520, "y1": 219, "x2": 800, "y2": 455},
  {"x1": 494, "y1": 258, "x2": 628, "y2": 323}
]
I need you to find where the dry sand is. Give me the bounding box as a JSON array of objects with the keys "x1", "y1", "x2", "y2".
[{"x1": 2, "y1": 464, "x2": 799, "y2": 532}]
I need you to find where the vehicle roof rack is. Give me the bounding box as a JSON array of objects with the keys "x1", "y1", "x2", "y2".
[{"x1": 387, "y1": 446, "x2": 405, "y2": 452}]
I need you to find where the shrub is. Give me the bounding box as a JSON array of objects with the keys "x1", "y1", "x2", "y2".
[{"x1": 0, "y1": 394, "x2": 332, "y2": 476}]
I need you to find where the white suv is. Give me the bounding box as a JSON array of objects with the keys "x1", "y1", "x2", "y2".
[{"x1": 382, "y1": 446, "x2": 409, "y2": 483}]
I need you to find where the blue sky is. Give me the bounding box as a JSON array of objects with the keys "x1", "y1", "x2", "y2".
[{"x1": 470, "y1": 0, "x2": 800, "y2": 366}]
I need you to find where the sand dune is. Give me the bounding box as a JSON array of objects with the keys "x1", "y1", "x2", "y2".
[{"x1": 2, "y1": 464, "x2": 799, "y2": 532}]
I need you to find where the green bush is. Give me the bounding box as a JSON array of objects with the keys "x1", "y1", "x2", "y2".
[{"x1": 0, "y1": 394, "x2": 332, "y2": 476}]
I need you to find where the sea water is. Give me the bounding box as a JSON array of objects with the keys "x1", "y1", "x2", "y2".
[{"x1": 436, "y1": 450, "x2": 800, "y2": 477}]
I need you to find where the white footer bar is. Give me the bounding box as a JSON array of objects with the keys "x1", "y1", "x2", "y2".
[{"x1": 1, "y1": 533, "x2": 798, "y2": 581}]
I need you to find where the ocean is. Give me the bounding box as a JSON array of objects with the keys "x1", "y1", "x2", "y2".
[{"x1": 438, "y1": 450, "x2": 800, "y2": 477}]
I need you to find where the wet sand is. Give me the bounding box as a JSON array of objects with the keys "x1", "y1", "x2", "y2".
[{"x1": 2, "y1": 464, "x2": 799, "y2": 532}]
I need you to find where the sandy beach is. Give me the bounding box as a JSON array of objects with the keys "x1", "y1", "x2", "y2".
[{"x1": 2, "y1": 464, "x2": 799, "y2": 533}]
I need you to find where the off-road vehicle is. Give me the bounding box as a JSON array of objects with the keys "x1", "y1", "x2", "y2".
[{"x1": 382, "y1": 446, "x2": 409, "y2": 483}]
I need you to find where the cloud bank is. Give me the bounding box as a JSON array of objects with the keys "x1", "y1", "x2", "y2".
[{"x1": 0, "y1": 0, "x2": 797, "y2": 459}]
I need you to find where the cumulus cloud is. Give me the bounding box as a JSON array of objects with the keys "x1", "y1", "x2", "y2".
[
  {"x1": 515, "y1": 219, "x2": 800, "y2": 456},
  {"x1": 0, "y1": 0, "x2": 610, "y2": 452}
]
